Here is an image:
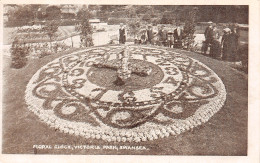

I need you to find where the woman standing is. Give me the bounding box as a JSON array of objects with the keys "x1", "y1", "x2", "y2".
[
  {"x1": 221, "y1": 28, "x2": 231, "y2": 61},
  {"x1": 119, "y1": 23, "x2": 127, "y2": 44},
  {"x1": 209, "y1": 25, "x2": 221, "y2": 59},
  {"x1": 228, "y1": 27, "x2": 240, "y2": 61}
]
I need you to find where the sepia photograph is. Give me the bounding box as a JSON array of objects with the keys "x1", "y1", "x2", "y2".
[{"x1": 0, "y1": 1, "x2": 259, "y2": 162}]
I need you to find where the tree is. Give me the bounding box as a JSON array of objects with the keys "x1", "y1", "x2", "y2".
[
  {"x1": 76, "y1": 6, "x2": 93, "y2": 20},
  {"x1": 43, "y1": 20, "x2": 60, "y2": 47},
  {"x1": 11, "y1": 5, "x2": 34, "y2": 24},
  {"x1": 127, "y1": 18, "x2": 142, "y2": 37},
  {"x1": 77, "y1": 7, "x2": 93, "y2": 47},
  {"x1": 183, "y1": 7, "x2": 198, "y2": 51},
  {"x1": 135, "y1": 5, "x2": 152, "y2": 15},
  {"x1": 160, "y1": 11, "x2": 175, "y2": 24},
  {"x1": 142, "y1": 9, "x2": 155, "y2": 23},
  {"x1": 45, "y1": 6, "x2": 61, "y2": 20},
  {"x1": 125, "y1": 5, "x2": 137, "y2": 18}
]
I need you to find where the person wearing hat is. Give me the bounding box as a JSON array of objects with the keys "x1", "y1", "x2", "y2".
[
  {"x1": 203, "y1": 21, "x2": 214, "y2": 55},
  {"x1": 119, "y1": 23, "x2": 127, "y2": 44},
  {"x1": 167, "y1": 30, "x2": 174, "y2": 48},
  {"x1": 161, "y1": 26, "x2": 168, "y2": 47},
  {"x1": 221, "y1": 27, "x2": 231, "y2": 60},
  {"x1": 209, "y1": 25, "x2": 221, "y2": 59},
  {"x1": 228, "y1": 26, "x2": 240, "y2": 61},
  {"x1": 140, "y1": 30, "x2": 147, "y2": 44},
  {"x1": 174, "y1": 25, "x2": 183, "y2": 48},
  {"x1": 146, "y1": 25, "x2": 154, "y2": 45},
  {"x1": 156, "y1": 25, "x2": 163, "y2": 46}
]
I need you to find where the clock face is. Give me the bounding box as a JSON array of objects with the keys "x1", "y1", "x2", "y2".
[{"x1": 25, "y1": 45, "x2": 226, "y2": 142}]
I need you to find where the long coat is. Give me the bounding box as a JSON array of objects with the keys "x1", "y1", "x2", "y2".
[
  {"x1": 221, "y1": 33, "x2": 231, "y2": 60},
  {"x1": 119, "y1": 28, "x2": 126, "y2": 44},
  {"x1": 204, "y1": 26, "x2": 214, "y2": 42},
  {"x1": 173, "y1": 28, "x2": 183, "y2": 48},
  {"x1": 228, "y1": 32, "x2": 239, "y2": 61}
]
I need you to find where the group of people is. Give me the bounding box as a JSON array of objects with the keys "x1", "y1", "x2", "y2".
[
  {"x1": 203, "y1": 21, "x2": 240, "y2": 61},
  {"x1": 119, "y1": 23, "x2": 185, "y2": 48},
  {"x1": 118, "y1": 22, "x2": 241, "y2": 62}
]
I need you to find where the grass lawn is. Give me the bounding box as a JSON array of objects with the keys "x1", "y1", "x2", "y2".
[{"x1": 2, "y1": 46, "x2": 247, "y2": 155}]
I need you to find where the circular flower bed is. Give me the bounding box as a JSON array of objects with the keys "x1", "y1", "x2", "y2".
[{"x1": 25, "y1": 45, "x2": 226, "y2": 142}]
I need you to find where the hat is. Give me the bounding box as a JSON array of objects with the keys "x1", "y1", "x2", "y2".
[{"x1": 223, "y1": 27, "x2": 231, "y2": 32}]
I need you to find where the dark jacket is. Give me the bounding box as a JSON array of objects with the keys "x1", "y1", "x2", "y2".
[
  {"x1": 174, "y1": 28, "x2": 183, "y2": 41},
  {"x1": 204, "y1": 26, "x2": 214, "y2": 41}
]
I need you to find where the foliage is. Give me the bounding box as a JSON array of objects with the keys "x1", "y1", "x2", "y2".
[
  {"x1": 61, "y1": 13, "x2": 75, "y2": 19},
  {"x1": 77, "y1": 7, "x2": 93, "y2": 47},
  {"x1": 8, "y1": 5, "x2": 34, "y2": 25},
  {"x1": 45, "y1": 6, "x2": 61, "y2": 20},
  {"x1": 125, "y1": 6, "x2": 138, "y2": 18},
  {"x1": 142, "y1": 13, "x2": 152, "y2": 23},
  {"x1": 107, "y1": 18, "x2": 127, "y2": 25},
  {"x1": 4, "y1": 5, "x2": 249, "y2": 28},
  {"x1": 183, "y1": 7, "x2": 198, "y2": 51},
  {"x1": 76, "y1": 6, "x2": 93, "y2": 20},
  {"x1": 135, "y1": 6, "x2": 152, "y2": 15},
  {"x1": 10, "y1": 39, "x2": 29, "y2": 69},
  {"x1": 127, "y1": 19, "x2": 142, "y2": 37},
  {"x1": 42, "y1": 20, "x2": 60, "y2": 44},
  {"x1": 160, "y1": 11, "x2": 175, "y2": 24}
]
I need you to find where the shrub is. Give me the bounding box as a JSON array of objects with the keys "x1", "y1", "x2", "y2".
[{"x1": 10, "y1": 39, "x2": 29, "y2": 69}]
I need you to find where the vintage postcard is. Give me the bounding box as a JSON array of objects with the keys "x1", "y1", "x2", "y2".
[{"x1": 0, "y1": 0, "x2": 259, "y2": 163}]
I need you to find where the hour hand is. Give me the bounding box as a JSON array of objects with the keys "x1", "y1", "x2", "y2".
[{"x1": 92, "y1": 60, "x2": 120, "y2": 70}]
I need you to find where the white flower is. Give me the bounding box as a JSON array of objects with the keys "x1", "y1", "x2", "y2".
[
  {"x1": 91, "y1": 134, "x2": 96, "y2": 139},
  {"x1": 148, "y1": 136, "x2": 153, "y2": 141},
  {"x1": 96, "y1": 134, "x2": 101, "y2": 139},
  {"x1": 69, "y1": 129, "x2": 74, "y2": 135},
  {"x1": 127, "y1": 137, "x2": 133, "y2": 142},
  {"x1": 122, "y1": 137, "x2": 126, "y2": 142},
  {"x1": 116, "y1": 136, "x2": 121, "y2": 142},
  {"x1": 111, "y1": 136, "x2": 117, "y2": 142},
  {"x1": 134, "y1": 137, "x2": 141, "y2": 143},
  {"x1": 141, "y1": 136, "x2": 147, "y2": 141}
]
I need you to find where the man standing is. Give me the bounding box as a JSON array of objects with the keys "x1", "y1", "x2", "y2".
[
  {"x1": 157, "y1": 25, "x2": 163, "y2": 46},
  {"x1": 119, "y1": 23, "x2": 127, "y2": 44},
  {"x1": 174, "y1": 25, "x2": 183, "y2": 48},
  {"x1": 228, "y1": 27, "x2": 240, "y2": 61},
  {"x1": 161, "y1": 26, "x2": 168, "y2": 47},
  {"x1": 203, "y1": 21, "x2": 214, "y2": 55},
  {"x1": 146, "y1": 25, "x2": 154, "y2": 45}
]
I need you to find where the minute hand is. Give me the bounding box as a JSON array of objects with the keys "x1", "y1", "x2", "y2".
[{"x1": 93, "y1": 61, "x2": 152, "y2": 77}]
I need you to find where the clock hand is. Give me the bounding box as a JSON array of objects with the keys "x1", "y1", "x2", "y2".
[{"x1": 92, "y1": 60, "x2": 152, "y2": 77}]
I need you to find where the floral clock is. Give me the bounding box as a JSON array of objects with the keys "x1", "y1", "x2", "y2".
[{"x1": 25, "y1": 45, "x2": 226, "y2": 142}]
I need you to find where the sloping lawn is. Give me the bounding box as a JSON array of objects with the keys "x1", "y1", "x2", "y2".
[{"x1": 2, "y1": 46, "x2": 247, "y2": 155}]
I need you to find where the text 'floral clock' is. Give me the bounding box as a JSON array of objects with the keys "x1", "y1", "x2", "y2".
[{"x1": 25, "y1": 45, "x2": 226, "y2": 142}]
